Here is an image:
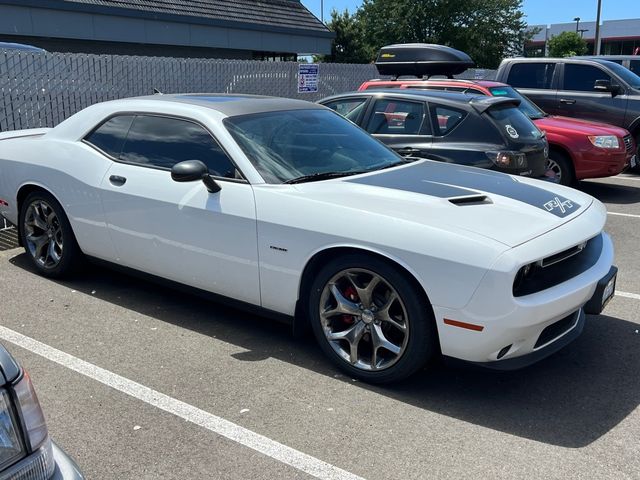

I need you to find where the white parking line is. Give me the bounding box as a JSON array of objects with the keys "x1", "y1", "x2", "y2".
[
  {"x1": 608, "y1": 212, "x2": 640, "y2": 219},
  {"x1": 617, "y1": 290, "x2": 640, "y2": 301},
  {"x1": 0, "y1": 325, "x2": 365, "y2": 480}
]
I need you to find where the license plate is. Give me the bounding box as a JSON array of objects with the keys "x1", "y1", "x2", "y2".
[
  {"x1": 601, "y1": 274, "x2": 616, "y2": 310},
  {"x1": 631, "y1": 155, "x2": 637, "y2": 169}
]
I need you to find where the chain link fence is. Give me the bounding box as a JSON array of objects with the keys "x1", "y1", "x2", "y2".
[{"x1": 0, "y1": 49, "x2": 495, "y2": 132}]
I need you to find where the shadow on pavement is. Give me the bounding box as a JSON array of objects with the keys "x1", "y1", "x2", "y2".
[
  {"x1": 9, "y1": 252, "x2": 640, "y2": 449},
  {"x1": 579, "y1": 180, "x2": 640, "y2": 205}
]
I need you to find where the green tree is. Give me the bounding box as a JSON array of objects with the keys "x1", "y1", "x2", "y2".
[
  {"x1": 319, "y1": 9, "x2": 370, "y2": 64},
  {"x1": 548, "y1": 31, "x2": 588, "y2": 57},
  {"x1": 355, "y1": 0, "x2": 532, "y2": 68}
]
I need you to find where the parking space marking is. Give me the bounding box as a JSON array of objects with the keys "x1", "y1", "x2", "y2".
[
  {"x1": 608, "y1": 212, "x2": 640, "y2": 219},
  {"x1": 617, "y1": 291, "x2": 640, "y2": 301},
  {"x1": 0, "y1": 325, "x2": 365, "y2": 480}
]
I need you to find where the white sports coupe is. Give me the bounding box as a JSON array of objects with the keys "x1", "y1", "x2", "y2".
[{"x1": 0, "y1": 94, "x2": 617, "y2": 383}]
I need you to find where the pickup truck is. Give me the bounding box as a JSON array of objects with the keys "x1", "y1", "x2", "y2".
[{"x1": 495, "y1": 57, "x2": 640, "y2": 169}]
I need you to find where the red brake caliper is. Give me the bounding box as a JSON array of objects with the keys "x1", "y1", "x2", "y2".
[{"x1": 342, "y1": 286, "x2": 359, "y2": 325}]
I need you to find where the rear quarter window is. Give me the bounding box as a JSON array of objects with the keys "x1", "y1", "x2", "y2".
[
  {"x1": 507, "y1": 63, "x2": 556, "y2": 89},
  {"x1": 84, "y1": 115, "x2": 134, "y2": 158},
  {"x1": 430, "y1": 105, "x2": 467, "y2": 136}
]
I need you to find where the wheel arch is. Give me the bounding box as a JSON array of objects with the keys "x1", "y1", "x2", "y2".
[
  {"x1": 293, "y1": 245, "x2": 437, "y2": 344},
  {"x1": 15, "y1": 183, "x2": 64, "y2": 247}
]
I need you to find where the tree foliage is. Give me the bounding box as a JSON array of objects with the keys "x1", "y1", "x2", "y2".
[
  {"x1": 320, "y1": 9, "x2": 370, "y2": 63},
  {"x1": 548, "y1": 31, "x2": 588, "y2": 57},
  {"x1": 320, "y1": 0, "x2": 532, "y2": 68}
]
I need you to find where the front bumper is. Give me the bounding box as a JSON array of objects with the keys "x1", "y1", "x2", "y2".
[
  {"x1": 433, "y1": 217, "x2": 614, "y2": 367},
  {"x1": 51, "y1": 441, "x2": 84, "y2": 480},
  {"x1": 574, "y1": 147, "x2": 631, "y2": 180}
]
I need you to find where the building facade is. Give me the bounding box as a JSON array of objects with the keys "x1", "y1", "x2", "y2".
[
  {"x1": 526, "y1": 18, "x2": 640, "y2": 57},
  {"x1": 0, "y1": 0, "x2": 333, "y2": 59}
]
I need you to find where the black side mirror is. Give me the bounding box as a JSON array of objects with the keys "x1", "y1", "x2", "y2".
[
  {"x1": 594, "y1": 79, "x2": 622, "y2": 96},
  {"x1": 171, "y1": 160, "x2": 221, "y2": 193}
]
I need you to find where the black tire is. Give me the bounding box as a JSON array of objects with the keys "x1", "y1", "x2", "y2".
[
  {"x1": 308, "y1": 253, "x2": 437, "y2": 384},
  {"x1": 633, "y1": 133, "x2": 640, "y2": 174},
  {"x1": 546, "y1": 150, "x2": 575, "y2": 186},
  {"x1": 19, "y1": 190, "x2": 82, "y2": 278}
]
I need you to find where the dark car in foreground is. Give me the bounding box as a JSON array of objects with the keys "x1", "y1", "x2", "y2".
[
  {"x1": 0, "y1": 344, "x2": 83, "y2": 479},
  {"x1": 320, "y1": 89, "x2": 548, "y2": 178},
  {"x1": 496, "y1": 57, "x2": 640, "y2": 168}
]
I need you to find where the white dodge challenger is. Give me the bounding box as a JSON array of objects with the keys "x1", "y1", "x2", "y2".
[{"x1": 0, "y1": 94, "x2": 617, "y2": 383}]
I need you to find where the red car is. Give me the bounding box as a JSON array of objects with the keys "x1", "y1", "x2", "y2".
[{"x1": 359, "y1": 78, "x2": 636, "y2": 185}]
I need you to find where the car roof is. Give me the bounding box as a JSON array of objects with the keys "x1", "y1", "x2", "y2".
[
  {"x1": 132, "y1": 93, "x2": 325, "y2": 117},
  {"x1": 321, "y1": 89, "x2": 519, "y2": 111},
  {"x1": 576, "y1": 55, "x2": 639, "y2": 60}
]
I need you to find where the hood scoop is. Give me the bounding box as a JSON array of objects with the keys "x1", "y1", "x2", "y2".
[{"x1": 448, "y1": 194, "x2": 491, "y2": 206}]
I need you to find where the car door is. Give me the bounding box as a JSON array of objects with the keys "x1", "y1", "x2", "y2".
[
  {"x1": 556, "y1": 63, "x2": 629, "y2": 127},
  {"x1": 505, "y1": 62, "x2": 559, "y2": 114},
  {"x1": 362, "y1": 97, "x2": 432, "y2": 158},
  {"x1": 92, "y1": 114, "x2": 261, "y2": 305}
]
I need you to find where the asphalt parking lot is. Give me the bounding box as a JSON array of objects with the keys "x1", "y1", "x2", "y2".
[{"x1": 0, "y1": 174, "x2": 639, "y2": 480}]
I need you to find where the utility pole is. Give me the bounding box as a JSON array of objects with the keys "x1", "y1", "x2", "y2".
[
  {"x1": 594, "y1": 0, "x2": 603, "y2": 55},
  {"x1": 321, "y1": 0, "x2": 324, "y2": 23}
]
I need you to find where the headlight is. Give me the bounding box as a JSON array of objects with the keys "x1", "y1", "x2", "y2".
[
  {"x1": 486, "y1": 151, "x2": 526, "y2": 168},
  {"x1": 588, "y1": 135, "x2": 620, "y2": 149},
  {"x1": 0, "y1": 371, "x2": 55, "y2": 480},
  {"x1": 0, "y1": 390, "x2": 23, "y2": 469}
]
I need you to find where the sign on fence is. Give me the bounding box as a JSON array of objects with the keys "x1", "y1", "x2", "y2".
[{"x1": 298, "y1": 63, "x2": 319, "y2": 93}]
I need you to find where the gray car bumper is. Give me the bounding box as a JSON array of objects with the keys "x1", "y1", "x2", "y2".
[{"x1": 51, "y1": 441, "x2": 84, "y2": 480}]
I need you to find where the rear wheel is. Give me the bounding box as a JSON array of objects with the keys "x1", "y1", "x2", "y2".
[
  {"x1": 546, "y1": 151, "x2": 575, "y2": 186},
  {"x1": 19, "y1": 191, "x2": 82, "y2": 278},
  {"x1": 308, "y1": 253, "x2": 436, "y2": 384}
]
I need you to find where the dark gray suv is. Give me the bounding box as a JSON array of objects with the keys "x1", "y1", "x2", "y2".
[{"x1": 496, "y1": 57, "x2": 640, "y2": 167}]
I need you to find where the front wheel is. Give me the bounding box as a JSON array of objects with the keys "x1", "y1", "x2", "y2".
[
  {"x1": 19, "y1": 191, "x2": 82, "y2": 278},
  {"x1": 308, "y1": 254, "x2": 436, "y2": 384},
  {"x1": 546, "y1": 152, "x2": 574, "y2": 186}
]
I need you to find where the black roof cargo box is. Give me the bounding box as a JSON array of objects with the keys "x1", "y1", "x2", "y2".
[{"x1": 375, "y1": 44, "x2": 474, "y2": 78}]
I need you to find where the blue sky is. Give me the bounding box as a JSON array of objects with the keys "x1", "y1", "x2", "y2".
[{"x1": 302, "y1": 0, "x2": 638, "y2": 26}]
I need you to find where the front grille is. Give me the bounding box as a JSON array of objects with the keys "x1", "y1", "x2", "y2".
[
  {"x1": 513, "y1": 234, "x2": 602, "y2": 297},
  {"x1": 623, "y1": 135, "x2": 634, "y2": 154},
  {"x1": 534, "y1": 311, "x2": 579, "y2": 348}
]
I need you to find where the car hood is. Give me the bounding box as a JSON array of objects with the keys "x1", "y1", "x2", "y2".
[
  {"x1": 535, "y1": 116, "x2": 630, "y2": 137},
  {"x1": 293, "y1": 161, "x2": 593, "y2": 248}
]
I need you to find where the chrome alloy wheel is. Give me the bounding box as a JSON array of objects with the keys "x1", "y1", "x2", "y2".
[
  {"x1": 319, "y1": 268, "x2": 409, "y2": 371},
  {"x1": 23, "y1": 200, "x2": 63, "y2": 269},
  {"x1": 545, "y1": 158, "x2": 562, "y2": 183}
]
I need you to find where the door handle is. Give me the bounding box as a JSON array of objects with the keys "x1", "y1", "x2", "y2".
[
  {"x1": 397, "y1": 147, "x2": 421, "y2": 156},
  {"x1": 559, "y1": 99, "x2": 576, "y2": 105},
  {"x1": 109, "y1": 175, "x2": 127, "y2": 186}
]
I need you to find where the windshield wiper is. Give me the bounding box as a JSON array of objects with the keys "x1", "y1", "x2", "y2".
[{"x1": 284, "y1": 171, "x2": 368, "y2": 184}]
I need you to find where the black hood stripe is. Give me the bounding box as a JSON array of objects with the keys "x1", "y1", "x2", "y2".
[{"x1": 348, "y1": 162, "x2": 580, "y2": 218}]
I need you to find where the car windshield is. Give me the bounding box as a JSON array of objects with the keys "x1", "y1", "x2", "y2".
[
  {"x1": 224, "y1": 109, "x2": 405, "y2": 184},
  {"x1": 487, "y1": 105, "x2": 544, "y2": 142},
  {"x1": 601, "y1": 60, "x2": 640, "y2": 89},
  {"x1": 488, "y1": 86, "x2": 546, "y2": 120}
]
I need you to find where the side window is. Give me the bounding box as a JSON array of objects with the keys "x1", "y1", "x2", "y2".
[
  {"x1": 323, "y1": 98, "x2": 367, "y2": 122},
  {"x1": 629, "y1": 60, "x2": 640, "y2": 75},
  {"x1": 430, "y1": 105, "x2": 467, "y2": 136},
  {"x1": 507, "y1": 63, "x2": 556, "y2": 89},
  {"x1": 84, "y1": 115, "x2": 134, "y2": 158},
  {"x1": 120, "y1": 115, "x2": 237, "y2": 178},
  {"x1": 563, "y1": 64, "x2": 612, "y2": 91},
  {"x1": 365, "y1": 99, "x2": 426, "y2": 135}
]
